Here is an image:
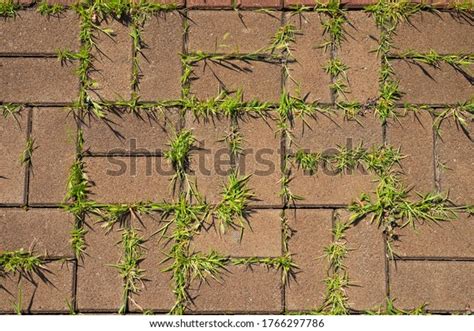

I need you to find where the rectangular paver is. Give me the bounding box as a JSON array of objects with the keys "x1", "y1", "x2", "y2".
[
  {"x1": 139, "y1": 12, "x2": 183, "y2": 101},
  {"x1": 0, "y1": 58, "x2": 78, "y2": 103},
  {"x1": 390, "y1": 260, "x2": 474, "y2": 311},
  {"x1": 192, "y1": 209, "x2": 282, "y2": 257},
  {"x1": 188, "y1": 264, "x2": 282, "y2": 313},
  {"x1": 0, "y1": 111, "x2": 27, "y2": 204},
  {"x1": 187, "y1": 10, "x2": 281, "y2": 54},
  {"x1": 29, "y1": 107, "x2": 76, "y2": 204},
  {"x1": 0, "y1": 261, "x2": 74, "y2": 313},
  {"x1": 285, "y1": 209, "x2": 332, "y2": 311},
  {"x1": 0, "y1": 208, "x2": 73, "y2": 257},
  {"x1": 85, "y1": 156, "x2": 174, "y2": 203},
  {"x1": 0, "y1": 10, "x2": 80, "y2": 54}
]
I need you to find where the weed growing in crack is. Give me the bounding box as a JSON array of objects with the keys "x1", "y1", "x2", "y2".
[
  {"x1": 113, "y1": 227, "x2": 145, "y2": 314},
  {"x1": 367, "y1": 298, "x2": 426, "y2": 315},
  {"x1": 164, "y1": 130, "x2": 195, "y2": 186},
  {"x1": 232, "y1": 254, "x2": 297, "y2": 285},
  {"x1": 1, "y1": 103, "x2": 21, "y2": 122},
  {"x1": 266, "y1": 23, "x2": 298, "y2": 56},
  {"x1": 214, "y1": 172, "x2": 254, "y2": 235},
  {"x1": 20, "y1": 138, "x2": 35, "y2": 167},
  {"x1": 394, "y1": 50, "x2": 474, "y2": 70},
  {"x1": 432, "y1": 99, "x2": 473, "y2": 134},
  {"x1": 0, "y1": 0, "x2": 19, "y2": 17},
  {"x1": 0, "y1": 249, "x2": 44, "y2": 275},
  {"x1": 316, "y1": 0, "x2": 347, "y2": 50},
  {"x1": 324, "y1": 220, "x2": 350, "y2": 272},
  {"x1": 37, "y1": 1, "x2": 65, "y2": 16}
]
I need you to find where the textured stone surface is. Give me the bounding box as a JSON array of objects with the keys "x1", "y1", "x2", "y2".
[
  {"x1": 286, "y1": 12, "x2": 332, "y2": 103},
  {"x1": 386, "y1": 111, "x2": 435, "y2": 194},
  {"x1": 188, "y1": 11, "x2": 281, "y2": 54},
  {"x1": 392, "y1": 12, "x2": 474, "y2": 54},
  {"x1": 437, "y1": 118, "x2": 473, "y2": 205},
  {"x1": 290, "y1": 112, "x2": 382, "y2": 205},
  {"x1": 190, "y1": 60, "x2": 282, "y2": 102},
  {"x1": 0, "y1": 208, "x2": 73, "y2": 257},
  {"x1": 0, "y1": 111, "x2": 27, "y2": 204},
  {"x1": 76, "y1": 216, "x2": 123, "y2": 312},
  {"x1": 189, "y1": 264, "x2": 282, "y2": 313},
  {"x1": 83, "y1": 109, "x2": 180, "y2": 154},
  {"x1": 139, "y1": 12, "x2": 183, "y2": 101},
  {"x1": 239, "y1": 0, "x2": 281, "y2": 7},
  {"x1": 0, "y1": 58, "x2": 78, "y2": 103},
  {"x1": 0, "y1": 261, "x2": 74, "y2": 313},
  {"x1": 0, "y1": 10, "x2": 80, "y2": 54},
  {"x1": 285, "y1": 209, "x2": 332, "y2": 311},
  {"x1": 395, "y1": 212, "x2": 474, "y2": 258},
  {"x1": 339, "y1": 11, "x2": 380, "y2": 104},
  {"x1": 90, "y1": 19, "x2": 131, "y2": 101},
  {"x1": 187, "y1": 0, "x2": 231, "y2": 7},
  {"x1": 237, "y1": 113, "x2": 282, "y2": 206},
  {"x1": 85, "y1": 156, "x2": 174, "y2": 203},
  {"x1": 29, "y1": 108, "x2": 76, "y2": 204},
  {"x1": 192, "y1": 209, "x2": 282, "y2": 257},
  {"x1": 393, "y1": 60, "x2": 474, "y2": 105},
  {"x1": 390, "y1": 260, "x2": 474, "y2": 311}
]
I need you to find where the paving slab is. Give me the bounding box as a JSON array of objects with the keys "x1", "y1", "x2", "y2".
[
  {"x1": 85, "y1": 156, "x2": 174, "y2": 203},
  {"x1": 83, "y1": 109, "x2": 180, "y2": 154},
  {"x1": 0, "y1": 111, "x2": 27, "y2": 204},
  {"x1": 139, "y1": 12, "x2": 183, "y2": 101},
  {"x1": 29, "y1": 108, "x2": 76, "y2": 204},
  {"x1": 0, "y1": 9, "x2": 80, "y2": 54},
  {"x1": 0, "y1": 208, "x2": 73, "y2": 257},
  {"x1": 0, "y1": 58, "x2": 78, "y2": 103},
  {"x1": 392, "y1": 60, "x2": 474, "y2": 105},
  {"x1": 338, "y1": 11, "x2": 380, "y2": 104},
  {"x1": 341, "y1": 211, "x2": 386, "y2": 311},
  {"x1": 290, "y1": 112, "x2": 382, "y2": 206},
  {"x1": 189, "y1": 60, "x2": 282, "y2": 102},
  {"x1": 239, "y1": 0, "x2": 281, "y2": 7},
  {"x1": 392, "y1": 11, "x2": 474, "y2": 54},
  {"x1": 285, "y1": 12, "x2": 332, "y2": 103},
  {"x1": 285, "y1": 209, "x2": 332, "y2": 311},
  {"x1": 90, "y1": 18, "x2": 132, "y2": 102},
  {"x1": 437, "y1": 118, "x2": 473, "y2": 205},
  {"x1": 386, "y1": 111, "x2": 435, "y2": 194},
  {"x1": 188, "y1": 264, "x2": 282, "y2": 313},
  {"x1": 394, "y1": 212, "x2": 474, "y2": 258},
  {"x1": 236, "y1": 113, "x2": 282, "y2": 206},
  {"x1": 187, "y1": 10, "x2": 281, "y2": 54},
  {"x1": 76, "y1": 216, "x2": 123, "y2": 312},
  {"x1": 192, "y1": 209, "x2": 282, "y2": 257},
  {"x1": 0, "y1": 261, "x2": 74, "y2": 313},
  {"x1": 129, "y1": 213, "x2": 175, "y2": 312},
  {"x1": 390, "y1": 260, "x2": 474, "y2": 311},
  {"x1": 187, "y1": 0, "x2": 232, "y2": 7},
  {"x1": 186, "y1": 113, "x2": 232, "y2": 204}
]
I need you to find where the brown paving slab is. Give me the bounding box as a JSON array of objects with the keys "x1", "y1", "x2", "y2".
[
  {"x1": 0, "y1": 261, "x2": 74, "y2": 313},
  {"x1": 139, "y1": 12, "x2": 183, "y2": 101},
  {"x1": 0, "y1": 9, "x2": 80, "y2": 54},
  {"x1": 340, "y1": 211, "x2": 386, "y2": 311},
  {"x1": 339, "y1": 11, "x2": 380, "y2": 104},
  {"x1": 238, "y1": 0, "x2": 281, "y2": 8},
  {"x1": 190, "y1": 60, "x2": 282, "y2": 102},
  {"x1": 290, "y1": 112, "x2": 382, "y2": 205},
  {"x1": 0, "y1": 111, "x2": 27, "y2": 204},
  {"x1": 237, "y1": 113, "x2": 282, "y2": 206},
  {"x1": 85, "y1": 156, "x2": 174, "y2": 203},
  {"x1": 83, "y1": 109, "x2": 180, "y2": 154},
  {"x1": 392, "y1": 11, "x2": 474, "y2": 54},
  {"x1": 386, "y1": 111, "x2": 435, "y2": 194},
  {"x1": 76, "y1": 216, "x2": 123, "y2": 312},
  {"x1": 392, "y1": 60, "x2": 474, "y2": 105},
  {"x1": 189, "y1": 264, "x2": 282, "y2": 313},
  {"x1": 90, "y1": 18, "x2": 131, "y2": 102},
  {"x1": 129, "y1": 213, "x2": 175, "y2": 312},
  {"x1": 0, "y1": 208, "x2": 73, "y2": 257},
  {"x1": 285, "y1": 209, "x2": 332, "y2": 311},
  {"x1": 187, "y1": 10, "x2": 281, "y2": 54},
  {"x1": 437, "y1": 118, "x2": 473, "y2": 205},
  {"x1": 187, "y1": 0, "x2": 231, "y2": 8},
  {"x1": 286, "y1": 12, "x2": 332, "y2": 103},
  {"x1": 394, "y1": 212, "x2": 474, "y2": 258},
  {"x1": 192, "y1": 209, "x2": 282, "y2": 257},
  {"x1": 390, "y1": 260, "x2": 474, "y2": 311},
  {"x1": 29, "y1": 108, "x2": 76, "y2": 204},
  {"x1": 187, "y1": 113, "x2": 232, "y2": 204},
  {"x1": 0, "y1": 58, "x2": 78, "y2": 103}
]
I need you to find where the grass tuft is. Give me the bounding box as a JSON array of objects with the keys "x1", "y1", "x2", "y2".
[
  {"x1": 0, "y1": 0, "x2": 19, "y2": 17},
  {"x1": 164, "y1": 130, "x2": 195, "y2": 184},
  {"x1": 37, "y1": 0, "x2": 65, "y2": 16},
  {"x1": 0, "y1": 249, "x2": 44, "y2": 275}
]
